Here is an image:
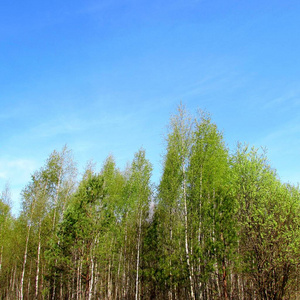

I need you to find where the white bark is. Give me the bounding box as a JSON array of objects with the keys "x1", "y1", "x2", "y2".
[
  {"x1": 183, "y1": 165, "x2": 195, "y2": 300},
  {"x1": 52, "y1": 164, "x2": 63, "y2": 230},
  {"x1": 27, "y1": 261, "x2": 32, "y2": 300},
  {"x1": 35, "y1": 227, "x2": 41, "y2": 299},
  {"x1": 135, "y1": 213, "x2": 142, "y2": 300},
  {"x1": 20, "y1": 223, "x2": 31, "y2": 300},
  {"x1": 123, "y1": 213, "x2": 128, "y2": 299},
  {"x1": 115, "y1": 249, "x2": 122, "y2": 300},
  {"x1": 76, "y1": 258, "x2": 81, "y2": 300},
  {"x1": 108, "y1": 258, "x2": 112, "y2": 300},
  {"x1": 88, "y1": 257, "x2": 94, "y2": 300},
  {"x1": 0, "y1": 245, "x2": 3, "y2": 274}
]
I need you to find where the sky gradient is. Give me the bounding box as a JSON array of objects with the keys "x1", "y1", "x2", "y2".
[{"x1": 1, "y1": 0, "x2": 300, "y2": 214}]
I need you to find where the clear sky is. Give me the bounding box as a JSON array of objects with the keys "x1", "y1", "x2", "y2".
[{"x1": 1, "y1": 0, "x2": 300, "y2": 215}]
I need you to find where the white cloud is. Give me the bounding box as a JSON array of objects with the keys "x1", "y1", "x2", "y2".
[
  {"x1": 263, "y1": 91, "x2": 300, "y2": 110},
  {"x1": 28, "y1": 112, "x2": 135, "y2": 140},
  {"x1": 0, "y1": 157, "x2": 38, "y2": 185},
  {"x1": 30, "y1": 116, "x2": 85, "y2": 138},
  {"x1": 257, "y1": 122, "x2": 300, "y2": 149},
  {"x1": 253, "y1": 119, "x2": 300, "y2": 185},
  {"x1": 0, "y1": 157, "x2": 39, "y2": 215}
]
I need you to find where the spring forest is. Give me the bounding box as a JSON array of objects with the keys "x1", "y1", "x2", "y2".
[{"x1": 0, "y1": 105, "x2": 299, "y2": 300}]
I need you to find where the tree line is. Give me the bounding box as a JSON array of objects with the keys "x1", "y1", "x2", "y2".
[{"x1": 0, "y1": 105, "x2": 299, "y2": 299}]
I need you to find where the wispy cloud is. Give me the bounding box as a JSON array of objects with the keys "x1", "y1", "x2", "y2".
[
  {"x1": 30, "y1": 116, "x2": 86, "y2": 139},
  {"x1": 176, "y1": 62, "x2": 248, "y2": 101},
  {"x1": 0, "y1": 157, "x2": 39, "y2": 214},
  {"x1": 255, "y1": 118, "x2": 300, "y2": 153},
  {"x1": 253, "y1": 119, "x2": 300, "y2": 185},
  {"x1": 263, "y1": 90, "x2": 300, "y2": 110},
  {"x1": 0, "y1": 157, "x2": 38, "y2": 184},
  {"x1": 28, "y1": 110, "x2": 137, "y2": 140}
]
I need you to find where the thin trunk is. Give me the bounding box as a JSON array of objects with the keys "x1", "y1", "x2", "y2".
[
  {"x1": 79, "y1": 258, "x2": 82, "y2": 300},
  {"x1": 215, "y1": 267, "x2": 221, "y2": 299},
  {"x1": 220, "y1": 232, "x2": 229, "y2": 300},
  {"x1": 239, "y1": 275, "x2": 244, "y2": 300},
  {"x1": 169, "y1": 219, "x2": 173, "y2": 300},
  {"x1": 94, "y1": 262, "x2": 98, "y2": 299},
  {"x1": 62, "y1": 183, "x2": 73, "y2": 216},
  {"x1": 88, "y1": 257, "x2": 94, "y2": 300},
  {"x1": 76, "y1": 257, "x2": 80, "y2": 300},
  {"x1": 27, "y1": 261, "x2": 33, "y2": 300},
  {"x1": 115, "y1": 249, "x2": 122, "y2": 300},
  {"x1": 52, "y1": 276, "x2": 56, "y2": 300},
  {"x1": 20, "y1": 223, "x2": 31, "y2": 300},
  {"x1": 123, "y1": 213, "x2": 128, "y2": 300},
  {"x1": 183, "y1": 165, "x2": 195, "y2": 300},
  {"x1": 85, "y1": 256, "x2": 90, "y2": 299},
  {"x1": 0, "y1": 215, "x2": 8, "y2": 279},
  {"x1": 222, "y1": 257, "x2": 229, "y2": 300},
  {"x1": 35, "y1": 227, "x2": 41, "y2": 299},
  {"x1": 135, "y1": 213, "x2": 142, "y2": 300},
  {"x1": 67, "y1": 274, "x2": 72, "y2": 300},
  {"x1": 107, "y1": 256, "x2": 111, "y2": 299},
  {"x1": 52, "y1": 160, "x2": 63, "y2": 230},
  {"x1": 0, "y1": 245, "x2": 3, "y2": 274},
  {"x1": 71, "y1": 254, "x2": 76, "y2": 300},
  {"x1": 48, "y1": 163, "x2": 62, "y2": 300},
  {"x1": 76, "y1": 256, "x2": 80, "y2": 300},
  {"x1": 60, "y1": 273, "x2": 63, "y2": 299},
  {"x1": 198, "y1": 165, "x2": 203, "y2": 244},
  {"x1": 6, "y1": 272, "x2": 9, "y2": 298},
  {"x1": 11, "y1": 263, "x2": 17, "y2": 299},
  {"x1": 9, "y1": 267, "x2": 13, "y2": 294},
  {"x1": 41, "y1": 265, "x2": 44, "y2": 300},
  {"x1": 198, "y1": 169, "x2": 203, "y2": 300}
]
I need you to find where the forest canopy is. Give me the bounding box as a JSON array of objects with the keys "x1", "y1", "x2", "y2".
[{"x1": 0, "y1": 105, "x2": 299, "y2": 300}]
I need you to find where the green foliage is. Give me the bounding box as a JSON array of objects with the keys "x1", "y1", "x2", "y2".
[
  {"x1": 46, "y1": 171, "x2": 106, "y2": 278},
  {"x1": 1, "y1": 107, "x2": 300, "y2": 300},
  {"x1": 232, "y1": 145, "x2": 300, "y2": 298}
]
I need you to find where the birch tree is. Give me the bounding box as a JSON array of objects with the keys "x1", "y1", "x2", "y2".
[
  {"x1": 157, "y1": 104, "x2": 195, "y2": 300},
  {"x1": 18, "y1": 146, "x2": 76, "y2": 299},
  {"x1": 232, "y1": 145, "x2": 300, "y2": 299},
  {"x1": 125, "y1": 149, "x2": 153, "y2": 300},
  {"x1": 0, "y1": 185, "x2": 13, "y2": 298},
  {"x1": 188, "y1": 111, "x2": 238, "y2": 299},
  {"x1": 47, "y1": 169, "x2": 105, "y2": 299}
]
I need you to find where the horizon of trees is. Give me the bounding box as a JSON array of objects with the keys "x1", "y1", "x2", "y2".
[{"x1": 0, "y1": 105, "x2": 299, "y2": 299}]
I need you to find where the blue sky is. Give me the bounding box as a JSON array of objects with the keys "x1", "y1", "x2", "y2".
[{"x1": 1, "y1": 0, "x2": 300, "y2": 214}]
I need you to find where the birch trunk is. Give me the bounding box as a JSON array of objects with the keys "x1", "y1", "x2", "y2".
[
  {"x1": 60, "y1": 273, "x2": 63, "y2": 299},
  {"x1": 135, "y1": 212, "x2": 142, "y2": 300},
  {"x1": 76, "y1": 257, "x2": 81, "y2": 300},
  {"x1": 85, "y1": 254, "x2": 90, "y2": 300},
  {"x1": 0, "y1": 245, "x2": 2, "y2": 275},
  {"x1": 183, "y1": 165, "x2": 195, "y2": 300},
  {"x1": 35, "y1": 226, "x2": 41, "y2": 299},
  {"x1": 123, "y1": 213, "x2": 128, "y2": 300},
  {"x1": 169, "y1": 219, "x2": 173, "y2": 300},
  {"x1": 88, "y1": 257, "x2": 94, "y2": 300},
  {"x1": 222, "y1": 257, "x2": 229, "y2": 300},
  {"x1": 11, "y1": 264, "x2": 17, "y2": 298},
  {"x1": 20, "y1": 223, "x2": 31, "y2": 300},
  {"x1": 27, "y1": 262, "x2": 32, "y2": 300},
  {"x1": 115, "y1": 250, "x2": 122, "y2": 300},
  {"x1": 107, "y1": 257, "x2": 112, "y2": 299},
  {"x1": 52, "y1": 276, "x2": 56, "y2": 300},
  {"x1": 52, "y1": 165, "x2": 62, "y2": 231},
  {"x1": 41, "y1": 265, "x2": 44, "y2": 300}
]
